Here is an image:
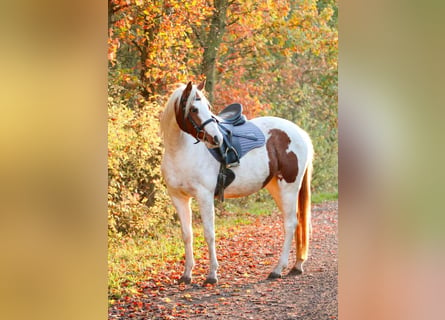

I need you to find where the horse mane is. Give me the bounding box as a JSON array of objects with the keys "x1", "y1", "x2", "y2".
[{"x1": 160, "y1": 83, "x2": 210, "y2": 140}]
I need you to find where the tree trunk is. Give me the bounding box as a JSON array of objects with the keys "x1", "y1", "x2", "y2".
[{"x1": 201, "y1": 0, "x2": 229, "y2": 104}]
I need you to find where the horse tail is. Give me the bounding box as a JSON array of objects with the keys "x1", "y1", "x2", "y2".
[{"x1": 296, "y1": 161, "x2": 312, "y2": 263}]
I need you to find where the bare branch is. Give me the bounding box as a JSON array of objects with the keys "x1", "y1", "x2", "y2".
[
  {"x1": 132, "y1": 39, "x2": 143, "y2": 54},
  {"x1": 227, "y1": 17, "x2": 240, "y2": 26}
]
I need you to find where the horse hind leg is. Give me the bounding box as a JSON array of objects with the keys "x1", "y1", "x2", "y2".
[
  {"x1": 265, "y1": 177, "x2": 298, "y2": 279},
  {"x1": 170, "y1": 193, "x2": 195, "y2": 284},
  {"x1": 290, "y1": 166, "x2": 312, "y2": 276}
]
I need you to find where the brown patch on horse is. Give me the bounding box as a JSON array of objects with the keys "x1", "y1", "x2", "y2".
[
  {"x1": 174, "y1": 82, "x2": 201, "y2": 137},
  {"x1": 180, "y1": 81, "x2": 193, "y2": 109},
  {"x1": 175, "y1": 98, "x2": 193, "y2": 134},
  {"x1": 262, "y1": 129, "x2": 299, "y2": 187},
  {"x1": 174, "y1": 88, "x2": 211, "y2": 143},
  {"x1": 264, "y1": 176, "x2": 283, "y2": 210}
]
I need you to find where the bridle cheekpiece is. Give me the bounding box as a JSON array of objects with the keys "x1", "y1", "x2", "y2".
[{"x1": 186, "y1": 95, "x2": 218, "y2": 144}]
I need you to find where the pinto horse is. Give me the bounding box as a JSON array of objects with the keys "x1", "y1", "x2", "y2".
[{"x1": 160, "y1": 80, "x2": 314, "y2": 285}]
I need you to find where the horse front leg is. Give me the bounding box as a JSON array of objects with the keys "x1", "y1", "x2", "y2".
[
  {"x1": 196, "y1": 193, "x2": 219, "y2": 285},
  {"x1": 170, "y1": 194, "x2": 195, "y2": 284}
]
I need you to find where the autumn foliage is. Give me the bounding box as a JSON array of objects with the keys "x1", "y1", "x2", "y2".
[{"x1": 108, "y1": 0, "x2": 337, "y2": 237}]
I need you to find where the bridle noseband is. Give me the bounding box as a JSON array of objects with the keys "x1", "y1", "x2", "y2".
[{"x1": 187, "y1": 113, "x2": 217, "y2": 144}]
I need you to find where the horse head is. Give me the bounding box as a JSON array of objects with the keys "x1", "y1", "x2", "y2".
[{"x1": 175, "y1": 80, "x2": 223, "y2": 148}]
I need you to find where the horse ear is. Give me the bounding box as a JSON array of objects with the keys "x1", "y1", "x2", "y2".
[
  {"x1": 184, "y1": 81, "x2": 193, "y2": 95},
  {"x1": 181, "y1": 81, "x2": 193, "y2": 106},
  {"x1": 197, "y1": 79, "x2": 206, "y2": 91}
]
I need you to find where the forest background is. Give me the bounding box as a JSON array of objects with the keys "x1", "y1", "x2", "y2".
[{"x1": 108, "y1": 0, "x2": 337, "y2": 246}]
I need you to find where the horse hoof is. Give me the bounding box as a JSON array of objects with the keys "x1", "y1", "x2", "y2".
[
  {"x1": 203, "y1": 277, "x2": 218, "y2": 285},
  {"x1": 288, "y1": 267, "x2": 303, "y2": 276},
  {"x1": 178, "y1": 276, "x2": 191, "y2": 284},
  {"x1": 267, "y1": 272, "x2": 282, "y2": 279}
]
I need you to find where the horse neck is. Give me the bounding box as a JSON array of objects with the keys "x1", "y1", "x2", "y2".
[{"x1": 163, "y1": 120, "x2": 193, "y2": 152}]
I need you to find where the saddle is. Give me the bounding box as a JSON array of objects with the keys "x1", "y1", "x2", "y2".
[
  {"x1": 208, "y1": 103, "x2": 265, "y2": 201},
  {"x1": 216, "y1": 103, "x2": 246, "y2": 126}
]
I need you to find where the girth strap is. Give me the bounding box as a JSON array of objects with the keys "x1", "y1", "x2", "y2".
[
  {"x1": 217, "y1": 123, "x2": 241, "y2": 167},
  {"x1": 215, "y1": 163, "x2": 235, "y2": 201}
]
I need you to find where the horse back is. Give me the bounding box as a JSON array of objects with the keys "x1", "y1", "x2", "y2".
[{"x1": 224, "y1": 116, "x2": 313, "y2": 198}]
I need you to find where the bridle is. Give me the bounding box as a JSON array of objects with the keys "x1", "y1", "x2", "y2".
[
  {"x1": 187, "y1": 115, "x2": 217, "y2": 144},
  {"x1": 185, "y1": 96, "x2": 218, "y2": 144}
]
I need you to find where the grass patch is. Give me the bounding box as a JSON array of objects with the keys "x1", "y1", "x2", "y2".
[
  {"x1": 108, "y1": 232, "x2": 184, "y2": 299},
  {"x1": 108, "y1": 207, "x2": 261, "y2": 300},
  {"x1": 221, "y1": 189, "x2": 276, "y2": 217},
  {"x1": 312, "y1": 191, "x2": 338, "y2": 204},
  {"x1": 222, "y1": 200, "x2": 275, "y2": 218}
]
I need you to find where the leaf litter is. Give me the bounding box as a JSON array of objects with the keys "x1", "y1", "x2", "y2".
[{"x1": 109, "y1": 201, "x2": 337, "y2": 319}]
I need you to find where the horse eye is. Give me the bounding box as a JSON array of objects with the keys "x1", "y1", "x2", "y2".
[{"x1": 190, "y1": 107, "x2": 198, "y2": 113}]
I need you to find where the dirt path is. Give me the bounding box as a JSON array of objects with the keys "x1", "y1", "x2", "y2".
[{"x1": 109, "y1": 201, "x2": 337, "y2": 319}]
